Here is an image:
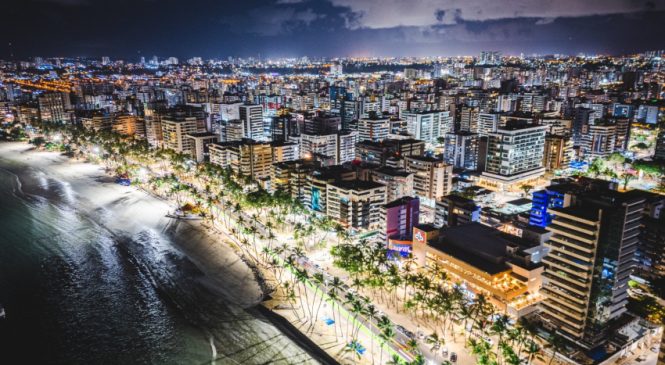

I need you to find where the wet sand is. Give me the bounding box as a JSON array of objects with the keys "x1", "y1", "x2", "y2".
[{"x1": 0, "y1": 141, "x2": 328, "y2": 364}]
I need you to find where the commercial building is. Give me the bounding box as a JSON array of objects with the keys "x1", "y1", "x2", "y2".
[
  {"x1": 380, "y1": 197, "x2": 420, "y2": 255},
  {"x1": 412, "y1": 223, "x2": 544, "y2": 317}
]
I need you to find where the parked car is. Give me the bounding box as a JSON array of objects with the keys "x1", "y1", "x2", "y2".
[{"x1": 450, "y1": 352, "x2": 458, "y2": 363}]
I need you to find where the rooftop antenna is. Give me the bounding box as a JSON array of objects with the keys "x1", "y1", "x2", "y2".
[{"x1": 8, "y1": 41, "x2": 14, "y2": 60}]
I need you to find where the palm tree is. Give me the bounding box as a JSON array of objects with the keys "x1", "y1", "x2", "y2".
[
  {"x1": 406, "y1": 338, "x2": 419, "y2": 355},
  {"x1": 327, "y1": 288, "x2": 341, "y2": 340},
  {"x1": 490, "y1": 314, "x2": 510, "y2": 362},
  {"x1": 365, "y1": 304, "x2": 379, "y2": 364},
  {"x1": 377, "y1": 315, "x2": 394, "y2": 365},
  {"x1": 409, "y1": 354, "x2": 425, "y2": 365},
  {"x1": 349, "y1": 299, "x2": 366, "y2": 343},
  {"x1": 386, "y1": 354, "x2": 402, "y2": 365},
  {"x1": 524, "y1": 340, "x2": 541, "y2": 365},
  {"x1": 343, "y1": 292, "x2": 357, "y2": 341},
  {"x1": 328, "y1": 276, "x2": 344, "y2": 339},
  {"x1": 545, "y1": 333, "x2": 565, "y2": 365},
  {"x1": 425, "y1": 331, "x2": 442, "y2": 352},
  {"x1": 311, "y1": 272, "x2": 326, "y2": 330}
]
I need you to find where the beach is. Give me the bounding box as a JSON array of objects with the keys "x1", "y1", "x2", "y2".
[{"x1": 0, "y1": 141, "x2": 323, "y2": 364}]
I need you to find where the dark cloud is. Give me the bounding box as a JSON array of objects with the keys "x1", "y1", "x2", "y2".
[{"x1": 0, "y1": 0, "x2": 663, "y2": 59}]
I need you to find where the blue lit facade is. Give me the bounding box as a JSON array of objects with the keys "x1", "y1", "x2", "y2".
[{"x1": 529, "y1": 189, "x2": 566, "y2": 227}]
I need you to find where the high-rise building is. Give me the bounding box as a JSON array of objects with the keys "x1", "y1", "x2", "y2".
[
  {"x1": 239, "y1": 104, "x2": 264, "y2": 140},
  {"x1": 186, "y1": 132, "x2": 219, "y2": 162},
  {"x1": 635, "y1": 193, "x2": 665, "y2": 279},
  {"x1": 326, "y1": 180, "x2": 387, "y2": 230},
  {"x1": 355, "y1": 139, "x2": 425, "y2": 166},
  {"x1": 460, "y1": 106, "x2": 480, "y2": 133},
  {"x1": 271, "y1": 140, "x2": 299, "y2": 163},
  {"x1": 477, "y1": 112, "x2": 501, "y2": 136},
  {"x1": 161, "y1": 115, "x2": 200, "y2": 153},
  {"x1": 303, "y1": 114, "x2": 340, "y2": 135},
  {"x1": 543, "y1": 134, "x2": 573, "y2": 171},
  {"x1": 402, "y1": 110, "x2": 453, "y2": 145},
  {"x1": 581, "y1": 122, "x2": 616, "y2": 158},
  {"x1": 380, "y1": 196, "x2": 420, "y2": 255},
  {"x1": 636, "y1": 105, "x2": 659, "y2": 125},
  {"x1": 271, "y1": 115, "x2": 296, "y2": 142},
  {"x1": 38, "y1": 93, "x2": 68, "y2": 123},
  {"x1": 443, "y1": 132, "x2": 479, "y2": 170},
  {"x1": 481, "y1": 123, "x2": 547, "y2": 190},
  {"x1": 300, "y1": 133, "x2": 337, "y2": 162},
  {"x1": 434, "y1": 195, "x2": 480, "y2": 228},
  {"x1": 540, "y1": 190, "x2": 648, "y2": 349},
  {"x1": 573, "y1": 107, "x2": 593, "y2": 146},
  {"x1": 209, "y1": 139, "x2": 273, "y2": 181},
  {"x1": 405, "y1": 156, "x2": 453, "y2": 203},
  {"x1": 337, "y1": 130, "x2": 358, "y2": 164},
  {"x1": 370, "y1": 167, "x2": 414, "y2": 203},
  {"x1": 358, "y1": 116, "x2": 390, "y2": 142},
  {"x1": 271, "y1": 159, "x2": 320, "y2": 204},
  {"x1": 222, "y1": 120, "x2": 245, "y2": 142},
  {"x1": 655, "y1": 123, "x2": 665, "y2": 160},
  {"x1": 479, "y1": 51, "x2": 501, "y2": 66}
]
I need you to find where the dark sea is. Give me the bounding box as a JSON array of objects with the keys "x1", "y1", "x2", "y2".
[{"x1": 0, "y1": 146, "x2": 318, "y2": 365}]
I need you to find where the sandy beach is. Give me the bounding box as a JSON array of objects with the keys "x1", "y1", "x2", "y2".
[{"x1": 0, "y1": 141, "x2": 326, "y2": 364}]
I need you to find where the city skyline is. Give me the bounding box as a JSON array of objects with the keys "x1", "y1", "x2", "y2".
[{"x1": 2, "y1": 0, "x2": 665, "y2": 59}]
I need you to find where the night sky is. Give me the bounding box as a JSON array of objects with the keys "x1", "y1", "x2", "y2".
[{"x1": 2, "y1": 0, "x2": 665, "y2": 59}]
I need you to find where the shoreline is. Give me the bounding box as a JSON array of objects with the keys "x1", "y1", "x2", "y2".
[
  {"x1": 0, "y1": 141, "x2": 340, "y2": 365},
  {"x1": 255, "y1": 304, "x2": 340, "y2": 365}
]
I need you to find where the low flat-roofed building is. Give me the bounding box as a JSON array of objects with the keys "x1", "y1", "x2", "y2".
[{"x1": 412, "y1": 222, "x2": 544, "y2": 317}]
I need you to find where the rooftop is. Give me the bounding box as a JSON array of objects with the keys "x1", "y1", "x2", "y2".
[
  {"x1": 330, "y1": 179, "x2": 385, "y2": 191},
  {"x1": 429, "y1": 223, "x2": 509, "y2": 275}
]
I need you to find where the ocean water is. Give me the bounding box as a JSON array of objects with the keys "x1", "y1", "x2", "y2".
[{"x1": 0, "y1": 149, "x2": 317, "y2": 365}]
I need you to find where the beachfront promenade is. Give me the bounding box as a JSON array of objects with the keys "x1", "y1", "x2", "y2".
[{"x1": 17, "y1": 130, "x2": 536, "y2": 365}]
